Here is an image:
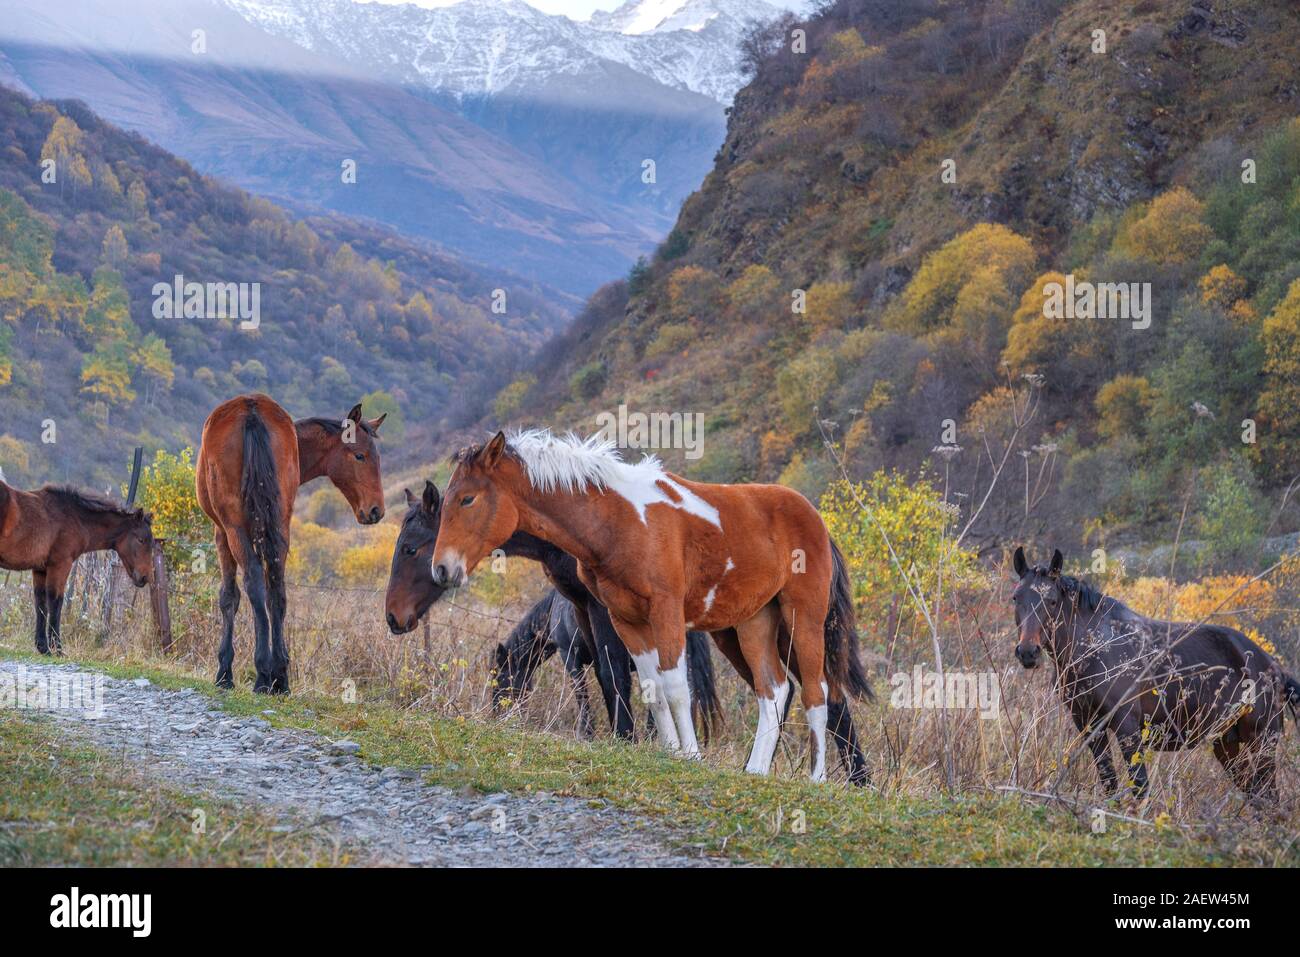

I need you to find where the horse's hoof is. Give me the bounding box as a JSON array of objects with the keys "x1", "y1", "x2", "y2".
[{"x1": 214, "y1": 675, "x2": 234, "y2": 690}]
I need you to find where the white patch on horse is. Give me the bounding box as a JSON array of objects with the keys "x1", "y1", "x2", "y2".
[
  {"x1": 745, "y1": 679, "x2": 790, "y2": 775},
  {"x1": 724, "y1": 557, "x2": 735, "y2": 573},
  {"x1": 632, "y1": 648, "x2": 698, "y2": 757},
  {"x1": 807, "y1": 687, "x2": 828, "y2": 783},
  {"x1": 506, "y1": 429, "x2": 721, "y2": 529},
  {"x1": 703, "y1": 585, "x2": 717, "y2": 612}
]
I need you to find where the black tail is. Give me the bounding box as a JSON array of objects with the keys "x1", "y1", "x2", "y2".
[
  {"x1": 495, "y1": 592, "x2": 557, "y2": 699},
  {"x1": 240, "y1": 409, "x2": 286, "y2": 586},
  {"x1": 825, "y1": 538, "x2": 873, "y2": 701},
  {"x1": 824, "y1": 537, "x2": 872, "y2": 786},
  {"x1": 686, "y1": 630, "x2": 722, "y2": 745},
  {"x1": 1284, "y1": 674, "x2": 1300, "y2": 726}
]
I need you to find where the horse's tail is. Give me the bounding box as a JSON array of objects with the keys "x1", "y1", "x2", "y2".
[
  {"x1": 686, "y1": 630, "x2": 722, "y2": 745},
  {"x1": 240, "y1": 407, "x2": 286, "y2": 585},
  {"x1": 824, "y1": 538, "x2": 873, "y2": 702},
  {"x1": 497, "y1": 591, "x2": 557, "y2": 697},
  {"x1": 1283, "y1": 673, "x2": 1300, "y2": 726},
  {"x1": 821, "y1": 537, "x2": 872, "y2": 786}
]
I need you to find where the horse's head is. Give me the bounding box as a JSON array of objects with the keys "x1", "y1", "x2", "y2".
[
  {"x1": 432, "y1": 431, "x2": 521, "y2": 588},
  {"x1": 328, "y1": 403, "x2": 387, "y2": 525},
  {"x1": 385, "y1": 481, "x2": 446, "y2": 634},
  {"x1": 114, "y1": 509, "x2": 155, "y2": 588},
  {"x1": 1010, "y1": 546, "x2": 1066, "y2": 669}
]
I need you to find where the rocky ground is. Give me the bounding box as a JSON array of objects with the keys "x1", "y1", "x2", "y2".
[{"x1": 0, "y1": 658, "x2": 727, "y2": 867}]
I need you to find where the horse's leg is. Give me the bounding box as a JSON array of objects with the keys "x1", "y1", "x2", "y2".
[
  {"x1": 614, "y1": 608, "x2": 696, "y2": 756},
  {"x1": 214, "y1": 531, "x2": 241, "y2": 689},
  {"x1": 733, "y1": 607, "x2": 790, "y2": 776},
  {"x1": 589, "y1": 603, "x2": 635, "y2": 739},
  {"x1": 1115, "y1": 726, "x2": 1150, "y2": 800},
  {"x1": 235, "y1": 530, "x2": 274, "y2": 694},
  {"x1": 31, "y1": 570, "x2": 49, "y2": 655},
  {"x1": 777, "y1": 575, "x2": 832, "y2": 783},
  {"x1": 43, "y1": 563, "x2": 70, "y2": 656},
  {"x1": 560, "y1": 641, "x2": 595, "y2": 740},
  {"x1": 1072, "y1": 710, "x2": 1119, "y2": 795}
]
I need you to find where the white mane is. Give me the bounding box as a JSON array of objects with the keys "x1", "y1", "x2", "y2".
[
  {"x1": 504, "y1": 428, "x2": 721, "y2": 528},
  {"x1": 506, "y1": 428, "x2": 662, "y2": 494}
]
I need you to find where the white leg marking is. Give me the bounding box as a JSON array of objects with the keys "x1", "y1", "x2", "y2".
[
  {"x1": 807, "y1": 681, "x2": 829, "y2": 783},
  {"x1": 745, "y1": 679, "x2": 790, "y2": 775},
  {"x1": 632, "y1": 650, "x2": 680, "y2": 752},
  {"x1": 660, "y1": 648, "x2": 700, "y2": 758}
]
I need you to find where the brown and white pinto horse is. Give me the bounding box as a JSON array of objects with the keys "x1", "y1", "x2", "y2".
[
  {"x1": 196, "y1": 394, "x2": 385, "y2": 693},
  {"x1": 0, "y1": 482, "x2": 155, "y2": 654},
  {"x1": 432, "y1": 429, "x2": 870, "y2": 782}
]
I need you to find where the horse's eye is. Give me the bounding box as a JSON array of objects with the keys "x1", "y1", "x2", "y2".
[
  {"x1": 354, "y1": 453, "x2": 365, "y2": 462},
  {"x1": 403, "y1": 545, "x2": 418, "y2": 556},
  {"x1": 460, "y1": 495, "x2": 476, "y2": 507}
]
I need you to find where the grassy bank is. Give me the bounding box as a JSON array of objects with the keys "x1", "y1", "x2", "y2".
[
  {"x1": 3, "y1": 645, "x2": 1293, "y2": 867},
  {"x1": 0, "y1": 706, "x2": 344, "y2": 866}
]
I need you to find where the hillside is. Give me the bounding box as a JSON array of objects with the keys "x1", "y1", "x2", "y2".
[
  {"x1": 510, "y1": 0, "x2": 1300, "y2": 563},
  {"x1": 0, "y1": 84, "x2": 570, "y2": 488}
]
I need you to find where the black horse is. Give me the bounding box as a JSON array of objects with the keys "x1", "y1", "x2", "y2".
[
  {"x1": 1012, "y1": 547, "x2": 1300, "y2": 803},
  {"x1": 492, "y1": 589, "x2": 718, "y2": 741},
  {"x1": 385, "y1": 480, "x2": 721, "y2": 740}
]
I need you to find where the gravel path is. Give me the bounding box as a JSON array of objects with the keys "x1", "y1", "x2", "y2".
[{"x1": 1, "y1": 658, "x2": 726, "y2": 867}]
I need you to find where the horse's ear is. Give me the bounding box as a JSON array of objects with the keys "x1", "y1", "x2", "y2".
[
  {"x1": 1049, "y1": 549, "x2": 1064, "y2": 579},
  {"x1": 346, "y1": 403, "x2": 363, "y2": 424},
  {"x1": 480, "y1": 431, "x2": 507, "y2": 470},
  {"x1": 404, "y1": 487, "x2": 417, "y2": 508},
  {"x1": 422, "y1": 480, "x2": 440, "y2": 514},
  {"x1": 367, "y1": 412, "x2": 387, "y2": 433},
  {"x1": 1013, "y1": 546, "x2": 1027, "y2": 578}
]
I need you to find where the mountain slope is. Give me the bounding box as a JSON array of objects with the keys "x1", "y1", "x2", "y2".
[
  {"x1": 0, "y1": 84, "x2": 569, "y2": 487},
  {"x1": 0, "y1": 0, "x2": 687, "y2": 294},
  {"x1": 507, "y1": 0, "x2": 1300, "y2": 556}
]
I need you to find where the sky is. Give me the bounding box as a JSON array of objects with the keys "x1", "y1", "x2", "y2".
[{"x1": 359, "y1": 0, "x2": 809, "y2": 23}]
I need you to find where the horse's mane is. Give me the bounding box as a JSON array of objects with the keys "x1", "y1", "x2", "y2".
[
  {"x1": 1048, "y1": 569, "x2": 1135, "y2": 618},
  {"x1": 298, "y1": 416, "x2": 377, "y2": 438},
  {"x1": 465, "y1": 428, "x2": 663, "y2": 495},
  {"x1": 44, "y1": 484, "x2": 139, "y2": 519}
]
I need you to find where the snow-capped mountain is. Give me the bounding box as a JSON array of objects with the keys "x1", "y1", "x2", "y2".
[{"x1": 222, "y1": 0, "x2": 781, "y2": 105}]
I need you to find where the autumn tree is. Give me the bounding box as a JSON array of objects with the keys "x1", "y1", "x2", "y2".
[{"x1": 1257, "y1": 278, "x2": 1300, "y2": 479}]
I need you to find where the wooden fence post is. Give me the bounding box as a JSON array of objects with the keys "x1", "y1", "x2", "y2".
[{"x1": 150, "y1": 539, "x2": 173, "y2": 653}]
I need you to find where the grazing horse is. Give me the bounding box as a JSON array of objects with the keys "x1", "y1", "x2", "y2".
[
  {"x1": 196, "y1": 394, "x2": 386, "y2": 693},
  {"x1": 384, "y1": 480, "x2": 722, "y2": 740},
  {"x1": 1012, "y1": 547, "x2": 1300, "y2": 803},
  {"x1": 491, "y1": 589, "x2": 719, "y2": 741},
  {"x1": 430, "y1": 430, "x2": 872, "y2": 783},
  {"x1": 0, "y1": 483, "x2": 155, "y2": 654}
]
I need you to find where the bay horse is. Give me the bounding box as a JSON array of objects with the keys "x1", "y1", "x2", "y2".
[
  {"x1": 490, "y1": 589, "x2": 718, "y2": 741},
  {"x1": 1012, "y1": 547, "x2": 1300, "y2": 803},
  {"x1": 0, "y1": 482, "x2": 155, "y2": 654},
  {"x1": 196, "y1": 394, "x2": 386, "y2": 693},
  {"x1": 430, "y1": 430, "x2": 872, "y2": 783},
  {"x1": 384, "y1": 480, "x2": 721, "y2": 740}
]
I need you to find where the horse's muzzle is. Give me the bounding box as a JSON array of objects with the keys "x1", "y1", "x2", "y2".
[
  {"x1": 432, "y1": 563, "x2": 464, "y2": 589},
  {"x1": 386, "y1": 611, "x2": 416, "y2": 635},
  {"x1": 1015, "y1": 643, "x2": 1042, "y2": 669},
  {"x1": 359, "y1": 506, "x2": 383, "y2": 525}
]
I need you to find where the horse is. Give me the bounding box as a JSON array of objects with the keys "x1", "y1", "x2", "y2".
[
  {"x1": 196, "y1": 394, "x2": 386, "y2": 693},
  {"x1": 0, "y1": 482, "x2": 155, "y2": 654},
  {"x1": 430, "y1": 429, "x2": 872, "y2": 783},
  {"x1": 491, "y1": 588, "x2": 718, "y2": 741},
  {"x1": 384, "y1": 480, "x2": 722, "y2": 740},
  {"x1": 1012, "y1": 546, "x2": 1300, "y2": 803}
]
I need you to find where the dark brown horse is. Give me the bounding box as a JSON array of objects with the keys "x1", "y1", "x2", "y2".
[
  {"x1": 196, "y1": 394, "x2": 385, "y2": 693},
  {"x1": 0, "y1": 482, "x2": 154, "y2": 654},
  {"x1": 1012, "y1": 547, "x2": 1300, "y2": 803}
]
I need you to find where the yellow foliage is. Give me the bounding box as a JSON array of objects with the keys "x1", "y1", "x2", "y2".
[
  {"x1": 1111, "y1": 187, "x2": 1212, "y2": 266},
  {"x1": 1258, "y1": 278, "x2": 1300, "y2": 478},
  {"x1": 1199, "y1": 264, "x2": 1248, "y2": 311},
  {"x1": 334, "y1": 523, "x2": 399, "y2": 588},
  {"x1": 1115, "y1": 575, "x2": 1280, "y2": 658},
  {"x1": 285, "y1": 520, "x2": 345, "y2": 586},
  {"x1": 803, "y1": 281, "x2": 855, "y2": 330}
]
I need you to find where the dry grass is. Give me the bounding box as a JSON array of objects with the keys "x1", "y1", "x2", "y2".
[{"x1": 5, "y1": 560, "x2": 1298, "y2": 849}]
